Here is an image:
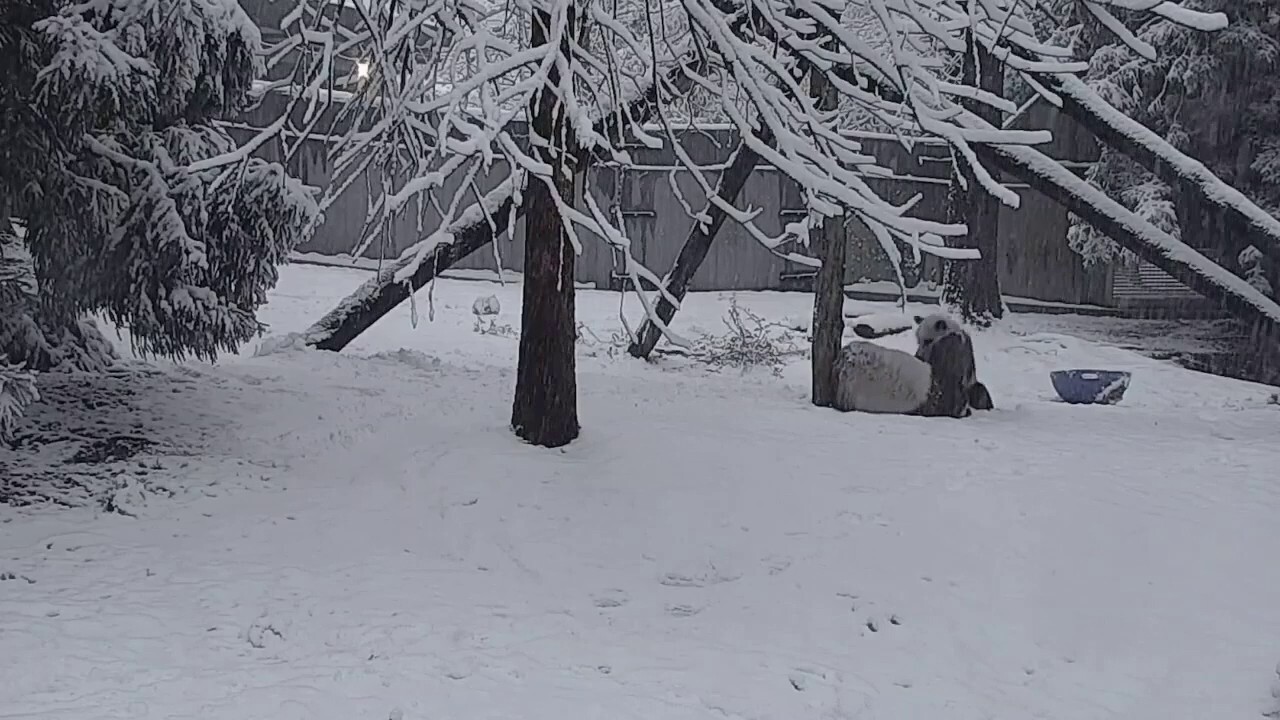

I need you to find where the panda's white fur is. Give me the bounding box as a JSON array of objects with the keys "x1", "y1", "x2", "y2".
[
  {"x1": 914, "y1": 313, "x2": 969, "y2": 363},
  {"x1": 832, "y1": 340, "x2": 932, "y2": 414}
]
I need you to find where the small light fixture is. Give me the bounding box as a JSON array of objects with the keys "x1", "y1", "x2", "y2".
[{"x1": 356, "y1": 60, "x2": 370, "y2": 80}]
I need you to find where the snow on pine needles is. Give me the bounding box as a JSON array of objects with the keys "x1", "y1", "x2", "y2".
[{"x1": 2, "y1": 263, "x2": 1280, "y2": 720}]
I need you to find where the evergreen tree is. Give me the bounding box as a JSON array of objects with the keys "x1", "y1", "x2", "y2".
[
  {"x1": 1068, "y1": 0, "x2": 1280, "y2": 295},
  {"x1": 0, "y1": 0, "x2": 319, "y2": 439}
]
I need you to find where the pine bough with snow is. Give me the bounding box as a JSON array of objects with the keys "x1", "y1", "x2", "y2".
[
  {"x1": 1058, "y1": 0, "x2": 1280, "y2": 296},
  {"x1": 0, "y1": 0, "x2": 319, "y2": 439}
]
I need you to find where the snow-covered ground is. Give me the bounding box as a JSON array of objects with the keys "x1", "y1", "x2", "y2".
[{"x1": 3, "y1": 263, "x2": 1279, "y2": 720}]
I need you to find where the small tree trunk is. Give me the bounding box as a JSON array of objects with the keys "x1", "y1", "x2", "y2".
[
  {"x1": 941, "y1": 23, "x2": 1004, "y2": 326},
  {"x1": 510, "y1": 5, "x2": 580, "y2": 448},
  {"x1": 809, "y1": 65, "x2": 847, "y2": 407}
]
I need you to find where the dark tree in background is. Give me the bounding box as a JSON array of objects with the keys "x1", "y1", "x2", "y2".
[
  {"x1": 941, "y1": 20, "x2": 1005, "y2": 326},
  {"x1": 511, "y1": 2, "x2": 582, "y2": 448},
  {"x1": 0, "y1": 0, "x2": 318, "y2": 438}
]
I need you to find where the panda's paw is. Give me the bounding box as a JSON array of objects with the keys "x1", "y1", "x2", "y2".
[{"x1": 969, "y1": 382, "x2": 994, "y2": 411}]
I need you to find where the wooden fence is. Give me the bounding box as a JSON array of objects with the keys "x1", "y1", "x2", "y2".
[{"x1": 228, "y1": 90, "x2": 1111, "y2": 306}]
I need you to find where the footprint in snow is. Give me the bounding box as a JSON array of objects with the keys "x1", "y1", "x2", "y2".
[
  {"x1": 788, "y1": 667, "x2": 827, "y2": 692},
  {"x1": 863, "y1": 614, "x2": 903, "y2": 633},
  {"x1": 763, "y1": 555, "x2": 792, "y2": 575},
  {"x1": 665, "y1": 603, "x2": 701, "y2": 618},
  {"x1": 592, "y1": 589, "x2": 628, "y2": 609},
  {"x1": 244, "y1": 615, "x2": 288, "y2": 649},
  {"x1": 837, "y1": 593, "x2": 904, "y2": 634},
  {"x1": 659, "y1": 569, "x2": 741, "y2": 588}
]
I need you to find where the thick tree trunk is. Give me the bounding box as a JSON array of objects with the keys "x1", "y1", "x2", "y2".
[
  {"x1": 809, "y1": 66, "x2": 846, "y2": 407},
  {"x1": 1037, "y1": 72, "x2": 1280, "y2": 266},
  {"x1": 627, "y1": 125, "x2": 771, "y2": 359},
  {"x1": 303, "y1": 64, "x2": 699, "y2": 352},
  {"x1": 941, "y1": 25, "x2": 1004, "y2": 326},
  {"x1": 811, "y1": 214, "x2": 847, "y2": 406},
  {"x1": 973, "y1": 138, "x2": 1280, "y2": 343},
  {"x1": 510, "y1": 4, "x2": 580, "y2": 448}
]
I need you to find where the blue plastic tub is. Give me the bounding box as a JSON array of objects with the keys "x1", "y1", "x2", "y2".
[{"x1": 1050, "y1": 369, "x2": 1132, "y2": 405}]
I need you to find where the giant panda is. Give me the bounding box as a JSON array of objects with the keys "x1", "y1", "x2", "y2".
[
  {"x1": 831, "y1": 340, "x2": 933, "y2": 414},
  {"x1": 911, "y1": 313, "x2": 994, "y2": 417}
]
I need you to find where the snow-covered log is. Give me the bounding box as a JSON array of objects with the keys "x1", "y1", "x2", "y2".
[
  {"x1": 304, "y1": 65, "x2": 699, "y2": 352},
  {"x1": 849, "y1": 312, "x2": 915, "y2": 339},
  {"x1": 1035, "y1": 72, "x2": 1280, "y2": 265},
  {"x1": 303, "y1": 208, "x2": 513, "y2": 351},
  {"x1": 970, "y1": 123, "x2": 1280, "y2": 342},
  {"x1": 627, "y1": 126, "x2": 769, "y2": 359}
]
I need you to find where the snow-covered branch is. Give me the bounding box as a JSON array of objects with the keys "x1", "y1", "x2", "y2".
[{"x1": 273, "y1": 0, "x2": 1261, "y2": 348}]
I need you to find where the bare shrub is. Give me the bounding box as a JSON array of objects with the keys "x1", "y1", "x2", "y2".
[
  {"x1": 684, "y1": 298, "x2": 806, "y2": 376},
  {"x1": 472, "y1": 317, "x2": 518, "y2": 338}
]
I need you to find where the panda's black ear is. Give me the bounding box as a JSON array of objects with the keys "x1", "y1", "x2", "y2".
[{"x1": 912, "y1": 315, "x2": 923, "y2": 324}]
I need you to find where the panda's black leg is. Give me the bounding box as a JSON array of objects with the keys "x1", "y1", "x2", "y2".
[{"x1": 968, "y1": 382, "x2": 994, "y2": 411}]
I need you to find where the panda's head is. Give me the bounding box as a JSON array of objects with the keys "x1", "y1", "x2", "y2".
[{"x1": 912, "y1": 313, "x2": 962, "y2": 351}]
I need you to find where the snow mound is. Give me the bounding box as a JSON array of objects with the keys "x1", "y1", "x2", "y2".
[
  {"x1": 471, "y1": 294, "x2": 501, "y2": 317},
  {"x1": 367, "y1": 348, "x2": 445, "y2": 373},
  {"x1": 848, "y1": 311, "x2": 917, "y2": 339},
  {"x1": 254, "y1": 332, "x2": 314, "y2": 357}
]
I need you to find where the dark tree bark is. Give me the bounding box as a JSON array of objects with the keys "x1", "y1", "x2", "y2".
[
  {"x1": 941, "y1": 24, "x2": 1004, "y2": 326},
  {"x1": 303, "y1": 64, "x2": 700, "y2": 353},
  {"x1": 1033, "y1": 71, "x2": 1280, "y2": 266},
  {"x1": 303, "y1": 213, "x2": 509, "y2": 351},
  {"x1": 975, "y1": 139, "x2": 1280, "y2": 343},
  {"x1": 510, "y1": 5, "x2": 580, "y2": 448},
  {"x1": 627, "y1": 125, "x2": 772, "y2": 359},
  {"x1": 809, "y1": 66, "x2": 847, "y2": 407},
  {"x1": 811, "y1": 213, "x2": 847, "y2": 406}
]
